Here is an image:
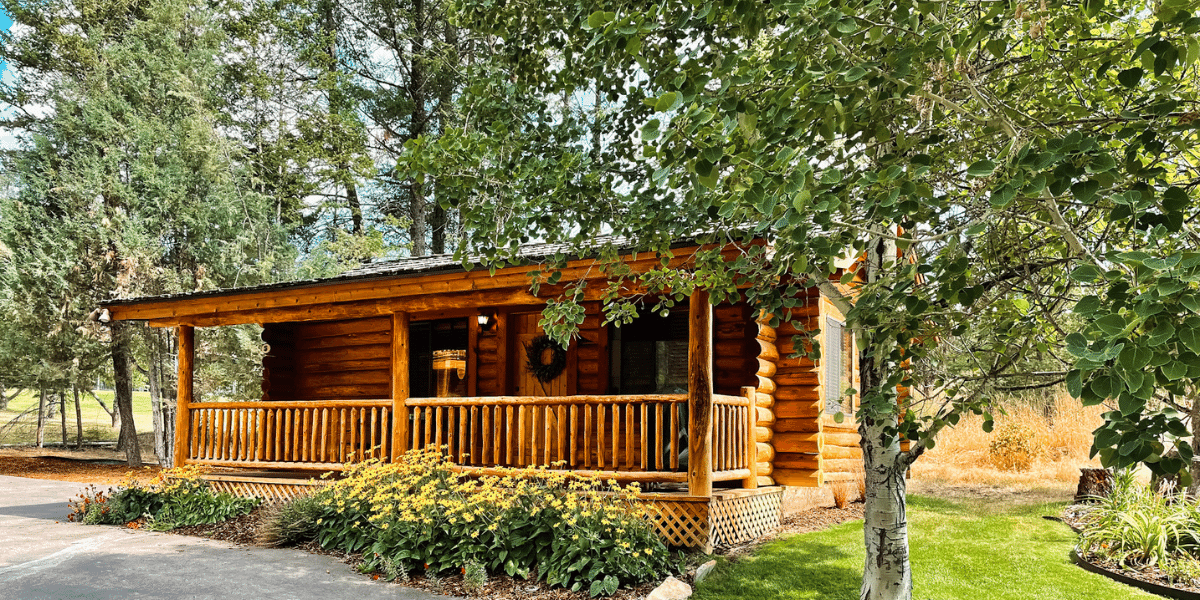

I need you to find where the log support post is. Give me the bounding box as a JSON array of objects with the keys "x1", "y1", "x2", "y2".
[
  {"x1": 391, "y1": 312, "x2": 411, "y2": 461},
  {"x1": 173, "y1": 325, "x2": 194, "y2": 468},
  {"x1": 688, "y1": 290, "x2": 714, "y2": 497},
  {"x1": 741, "y1": 386, "x2": 758, "y2": 489}
]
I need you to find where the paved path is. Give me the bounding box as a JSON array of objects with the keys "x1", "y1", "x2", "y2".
[{"x1": 0, "y1": 475, "x2": 448, "y2": 600}]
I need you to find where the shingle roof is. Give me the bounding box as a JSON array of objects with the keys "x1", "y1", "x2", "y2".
[{"x1": 102, "y1": 235, "x2": 639, "y2": 307}]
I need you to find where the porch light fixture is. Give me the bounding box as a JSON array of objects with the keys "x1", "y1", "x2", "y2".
[{"x1": 477, "y1": 312, "x2": 494, "y2": 331}]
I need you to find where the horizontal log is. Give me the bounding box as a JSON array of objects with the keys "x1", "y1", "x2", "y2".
[
  {"x1": 407, "y1": 394, "x2": 687, "y2": 407},
  {"x1": 294, "y1": 369, "x2": 390, "y2": 388},
  {"x1": 713, "y1": 394, "x2": 751, "y2": 407},
  {"x1": 755, "y1": 426, "x2": 773, "y2": 443},
  {"x1": 299, "y1": 358, "x2": 392, "y2": 374},
  {"x1": 576, "y1": 376, "x2": 603, "y2": 393},
  {"x1": 714, "y1": 340, "x2": 748, "y2": 356},
  {"x1": 773, "y1": 456, "x2": 821, "y2": 470},
  {"x1": 756, "y1": 442, "x2": 775, "y2": 462},
  {"x1": 189, "y1": 459, "x2": 349, "y2": 471},
  {"x1": 296, "y1": 330, "x2": 392, "y2": 350},
  {"x1": 755, "y1": 461, "x2": 772, "y2": 475},
  {"x1": 290, "y1": 383, "x2": 390, "y2": 399},
  {"x1": 190, "y1": 399, "x2": 391, "y2": 410},
  {"x1": 775, "y1": 356, "x2": 817, "y2": 369},
  {"x1": 774, "y1": 433, "x2": 821, "y2": 453},
  {"x1": 477, "y1": 336, "x2": 501, "y2": 353},
  {"x1": 578, "y1": 361, "x2": 600, "y2": 375},
  {"x1": 293, "y1": 317, "x2": 391, "y2": 340},
  {"x1": 756, "y1": 475, "x2": 775, "y2": 487},
  {"x1": 774, "y1": 418, "x2": 821, "y2": 433},
  {"x1": 776, "y1": 387, "x2": 819, "y2": 402},
  {"x1": 755, "y1": 407, "x2": 775, "y2": 425},
  {"x1": 755, "y1": 378, "x2": 776, "y2": 395},
  {"x1": 715, "y1": 357, "x2": 752, "y2": 371},
  {"x1": 775, "y1": 371, "x2": 819, "y2": 386},
  {"x1": 576, "y1": 345, "x2": 602, "y2": 361},
  {"x1": 755, "y1": 392, "x2": 774, "y2": 408},
  {"x1": 773, "y1": 469, "x2": 822, "y2": 488},
  {"x1": 453, "y1": 465, "x2": 688, "y2": 483},
  {"x1": 580, "y1": 314, "x2": 603, "y2": 329},
  {"x1": 774, "y1": 401, "x2": 822, "y2": 419},
  {"x1": 712, "y1": 469, "x2": 753, "y2": 482},
  {"x1": 295, "y1": 343, "x2": 391, "y2": 363}
]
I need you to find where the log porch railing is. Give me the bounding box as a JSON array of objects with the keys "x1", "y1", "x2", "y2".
[
  {"x1": 185, "y1": 400, "x2": 393, "y2": 470},
  {"x1": 178, "y1": 392, "x2": 754, "y2": 481}
]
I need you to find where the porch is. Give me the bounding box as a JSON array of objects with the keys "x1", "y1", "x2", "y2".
[{"x1": 171, "y1": 291, "x2": 761, "y2": 498}]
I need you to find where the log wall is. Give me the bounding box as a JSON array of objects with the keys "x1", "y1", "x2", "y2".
[
  {"x1": 262, "y1": 316, "x2": 393, "y2": 401},
  {"x1": 767, "y1": 289, "x2": 824, "y2": 487}
]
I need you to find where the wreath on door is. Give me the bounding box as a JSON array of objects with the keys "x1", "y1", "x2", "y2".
[{"x1": 525, "y1": 335, "x2": 568, "y2": 383}]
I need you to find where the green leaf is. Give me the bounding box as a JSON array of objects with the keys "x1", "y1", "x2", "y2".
[
  {"x1": 1162, "y1": 360, "x2": 1188, "y2": 381},
  {"x1": 586, "y1": 11, "x2": 615, "y2": 29},
  {"x1": 966, "y1": 160, "x2": 996, "y2": 177},
  {"x1": 1071, "y1": 179, "x2": 1101, "y2": 203},
  {"x1": 1163, "y1": 187, "x2": 1189, "y2": 211},
  {"x1": 1094, "y1": 313, "x2": 1127, "y2": 336},
  {"x1": 1066, "y1": 369, "x2": 1083, "y2": 397},
  {"x1": 843, "y1": 66, "x2": 868, "y2": 82},
  {"x1": 654, "y1": 92, "x2": 679, "y2": 112},
  {"x1": 1118, "y1": 393, "x2": 1145, "y2": 416},
  {"x1": 1117, "y1": 68, "x2": 1144, "y2": 88},
  {"x1": 820, "y1": 168, "x2": 843, "y2": 185},
  {"x1": 1082, "y1": 0, "x2": 1105, "y2": 17},
  {"x1": 1070, "y1": 264, "x2": 1103, "y2": 283}
]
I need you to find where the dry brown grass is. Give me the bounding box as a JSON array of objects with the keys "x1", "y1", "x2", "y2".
[{"x1": 912, "y1": 392, "x2": 1104, "y2": 495}]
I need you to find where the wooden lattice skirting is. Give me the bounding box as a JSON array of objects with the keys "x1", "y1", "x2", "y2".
[{"x1": 198, "y1": 471, "x2": 783, "y2": 551}]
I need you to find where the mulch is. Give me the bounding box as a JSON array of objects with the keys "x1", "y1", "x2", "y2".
[
  {"x1": 170, "y1": 506, "x2": 268, "y2": 547},
  {"x1": 0, "y1": 452, "x2": 160, "y2": 484}
]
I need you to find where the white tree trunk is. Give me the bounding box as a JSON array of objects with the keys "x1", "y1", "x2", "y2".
[{"x1": 860, "y1": 416, "x2": 912, "y2": 600}]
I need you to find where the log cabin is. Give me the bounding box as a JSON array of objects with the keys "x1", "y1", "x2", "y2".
[{"x1": 99, "y1": 238, "x2": 863, "y2": 550}]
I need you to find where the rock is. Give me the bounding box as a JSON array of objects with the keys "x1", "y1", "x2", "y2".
[
  {"x1": 646, "y1": 576, "x2": 692, "y2": 600},
  {"x1": 694, "y1": 560, "x2": 717, "y2": 584}
]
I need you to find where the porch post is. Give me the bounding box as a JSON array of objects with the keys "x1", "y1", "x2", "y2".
[
  {"x1": 390, "y1": 311, "x2": 411, "y2": 461},
  {"x1": 173, "y1": 325, "x2": 194, "y2": 468},
  {"x1": 688, "y1": 290, "x2": 714, "y2": 497}
]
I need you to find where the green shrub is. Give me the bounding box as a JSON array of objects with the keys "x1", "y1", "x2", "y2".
[
  {"x1": 258, "y1": 494, "x2": 324, "y2": 547},
  {"x1": 71, "y1": 465, "x2": 258, "y2": 529},
  {"x1": 312, "y1": 448, "x2": 679, "y2": 596}
]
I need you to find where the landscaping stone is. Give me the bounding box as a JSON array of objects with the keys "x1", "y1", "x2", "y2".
[
  {"x1": 646, "y1": 576, "x2": 692, "y2": 600},
  {"x1": 694, "y1": 560, "x2": 717, "y2": 584}
]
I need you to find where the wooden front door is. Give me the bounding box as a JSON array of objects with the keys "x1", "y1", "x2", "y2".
[{"x1": 511, "y1": 312, "x2": 572, "y2": 396}]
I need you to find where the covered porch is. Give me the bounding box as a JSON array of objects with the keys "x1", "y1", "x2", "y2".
[{"x1": 172, "y1": 291, "x2": 759, "y2": 498}]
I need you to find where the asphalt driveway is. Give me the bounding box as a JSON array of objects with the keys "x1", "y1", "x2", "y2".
[{"x1": 0, "y1": 474, "x2": 448, "y2": 600}]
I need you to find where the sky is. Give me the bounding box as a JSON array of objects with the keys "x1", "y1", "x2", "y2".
[{"x1": 0, "y1": 10, "x2": 9, "y2": 74}]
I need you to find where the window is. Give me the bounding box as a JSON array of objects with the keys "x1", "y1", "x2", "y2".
[
  {"x1": 824, "y1": 317, "x2": 855, "y2": 415},
  {"x1": 409, "y1": 318, "x2": 469, "y2": 398},
  {"x1": 608, "y1": 310, "x2": 689, "y2": 394}
]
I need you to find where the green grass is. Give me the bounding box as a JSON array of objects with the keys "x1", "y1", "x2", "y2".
[
  {"x1": 693, "y1": 495, "x2": 1158, "y2": 600},
  {"x1": 0, "y1": 389, "x2": 154, "y2": 445}
]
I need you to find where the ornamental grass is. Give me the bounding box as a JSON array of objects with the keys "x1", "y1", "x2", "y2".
[{"x1": 310, "y1": 447, "x2": 677, "y2": 597}]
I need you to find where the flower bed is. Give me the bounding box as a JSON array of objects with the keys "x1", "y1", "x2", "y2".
[
  {"x1": 283, "y1": 448, "x2": 680, "y2": 597},
  {"x1": 68, "y1": 464, "x2": 259, "y2": 530},
  {"x1": 1074, "y1": 470, "x2": 1200, "y2": 593}
]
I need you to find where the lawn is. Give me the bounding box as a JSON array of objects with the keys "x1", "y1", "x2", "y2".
[
  {"x1": 693, "y1": 495, "x2": 1156, "y2": 600},
  {"x1": 0, "y1": 389, "x2": 155, "y2": 446}
]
